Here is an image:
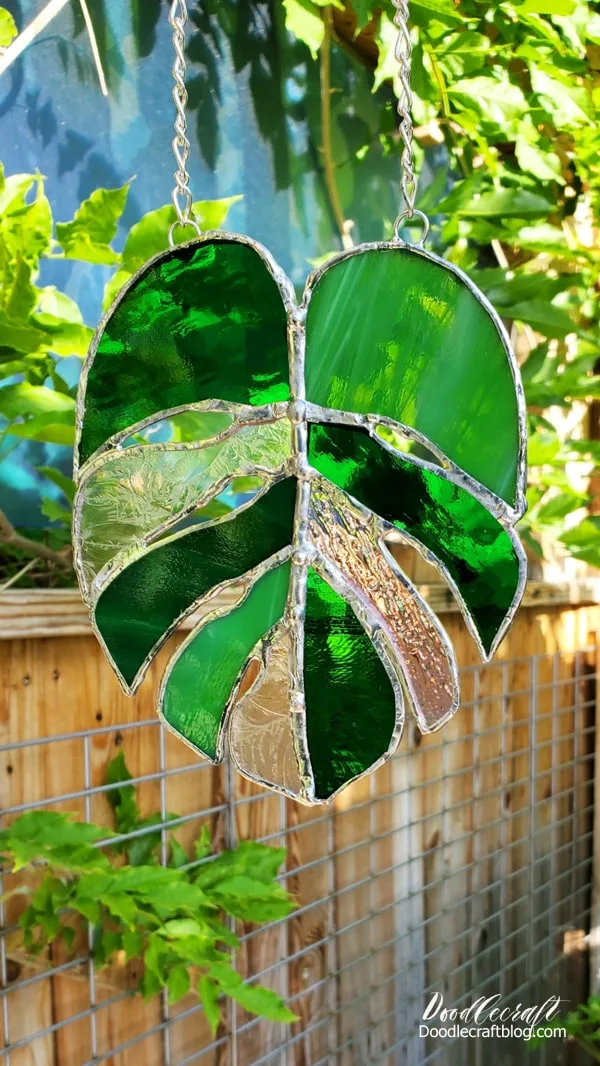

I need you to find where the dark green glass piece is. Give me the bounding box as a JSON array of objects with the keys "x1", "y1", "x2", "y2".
[
  {"x1": 308, "y1": 423, "x2": 520, "y2": 655},
  {"x1": 79, "y1": 239, "x2": 290, "y2": 465},
  {"x1": 304, "y1": 569, "x2": 397, "y2": 801},
  {"x1": 94, "y1": 478, "x2": 296, "y2": 688},
  {"x1": 305, "y1": 248, "x2": 520, "y2": 504},
  {"x1": 161, "y1": 561, "x2": 291, "y2": 760}
]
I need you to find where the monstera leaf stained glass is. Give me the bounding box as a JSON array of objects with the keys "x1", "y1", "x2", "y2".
[{"x1": 73, "y1": 233, "x2": 527, "y2": 805}]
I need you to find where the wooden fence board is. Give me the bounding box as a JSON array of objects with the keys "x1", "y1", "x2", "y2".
[{"x1": 1, "y1": 594, "x2": 598, "y2": 1065}]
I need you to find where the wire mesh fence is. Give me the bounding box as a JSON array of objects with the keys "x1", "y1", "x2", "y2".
[{"x1": 0, "y1": 639, "x2": 596, "y2": 1066}]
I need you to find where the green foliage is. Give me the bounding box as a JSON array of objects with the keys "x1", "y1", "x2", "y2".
[
  {"x1": 528, "y1": 995, "x2": 600, "y2": 1059},
  {"x1": 0, "y1": 166, "x2": 240, "y2": 570},
  {"x1": 0, "y1": 753, "x2": 297, "y2": 1031}
]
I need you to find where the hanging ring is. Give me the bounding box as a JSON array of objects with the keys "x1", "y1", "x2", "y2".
[
  {"x1": 168, "y1": 218, "x2": 202, "y2": 249},
  {"x1": 392, "y1": 209, "x2": 430, "y2": 247}
]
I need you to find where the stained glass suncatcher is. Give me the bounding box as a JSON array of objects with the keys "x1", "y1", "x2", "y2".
[{"x1": 73, "y1": 232, "x2": 527, "y2": 805}]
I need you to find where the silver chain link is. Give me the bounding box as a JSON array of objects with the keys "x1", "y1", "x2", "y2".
[
  {"x1": 391, "y1": 0, "x2": 429, "y2": 245},
  {"x1": 169, "y1": 0, "x2": 201, "y2": 247}
]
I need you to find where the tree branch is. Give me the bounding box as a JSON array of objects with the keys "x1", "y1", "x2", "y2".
[
  {"x1": 320, "y1": 7, "x2": 353, "y2": 248},
  {"x1": 0, "y1": 510, "x2": 72, "y2": 571}
]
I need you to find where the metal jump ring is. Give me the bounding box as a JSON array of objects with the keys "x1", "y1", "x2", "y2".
[
  {"x1": 392, "y1": 209, "x2": 430, "y2": 247},
  {"x1": 168, "y1": 218, "x2": 202, "y2": 249}
]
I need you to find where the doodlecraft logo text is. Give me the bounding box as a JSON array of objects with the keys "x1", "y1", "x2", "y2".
[{"x1": 419, "y1": 992, "x2": 566, "y2": 1042}]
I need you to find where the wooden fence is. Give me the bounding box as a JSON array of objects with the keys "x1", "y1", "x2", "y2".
[{"x1": 0, "y1": 582, "x2": 598, "y2": 1066}]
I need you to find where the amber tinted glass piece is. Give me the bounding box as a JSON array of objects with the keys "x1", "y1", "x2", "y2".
[
  {"x1": 79, "y1": 239, "x2": 290, "y2": 465},
  {"x1": 229, "y1": 624, "x2": 305, "y2": 796},
  {"x1": 304, "y1": 569, "x2": 397, "y2": 801},
  {"x1": 94, "y1": 478, "x2": 296, "y2": 689},
  {"x1": 309, "y1": 482, "x2": 458, "y2": 733},
  {"x1": 305, "y1": 247, "x2": 520, "y2": 504},
  {"x1": 308, "y1": 423, "x2": 520, "y2": 654}
]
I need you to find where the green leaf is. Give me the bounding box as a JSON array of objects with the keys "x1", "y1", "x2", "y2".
[
  {"x1": 196, "y1": 197, "x2": 243, "y2": 231},
  {"x1": 122, "y1": 929, "x2": 144, "y2": 960},
  {"x1": 528, "y1": 428, "x2": 561, "y2": 466},
  {"x1": 517, "y1": 0, "x2": 575, "y2": 11},
  {"x1": 0, "y1": 313, "x2": 50, "y2": 355},
  {"x1": 0, "y1": 8, "x2": 17, "y2": 46},
  {"x1": 194, "y1": 826, "x2": 212, "y2": 861},
  {"x1": 167, "y1": 965, "x2": 191, "y2": 1005},
  {"x1": 4, "y1": 258, "x2": 38, "y2": 320},
  {"x1": 283, "y1": 0, "x2": 324, "y2": 56},
  {"x1": 517, "y1": 224, "x2": 569, "y2": 252},
  {"x1": 103, "y1": 892, "x2": 138, "y2": 927},
  {"x1": 0, "y1": 383, "x2": 75, "y2": 419},
  {"x1": 199, "y1": 977, "x2": 222, "y2": 1034},
  {"x1": 71, "y1": 897, "x2": 102, "y2": 923},
  {"x1": 105, "y1": 750, "x2": 139, "y2": 837},
  {"x1": 448, "y1": 75, "x2": 528, "y2": 126},
  {"x1": 162, "y1": 918, "x2": 205, "y2": 938},
  {"x1": 140, "y1": 969, "x2": 162, "y2": 999},
  {"x1": 169, "y1": 838, "x2": 189, "y2": 868},
  {"x1": 102, "y1": 197, "x2": 242, "y2": 308},
  {"x1": 4, "y1": 412, "x2": 75, "y2": 446},
  {"x1": 373, "y1": 15, "x2": 398, "y2": 91},
  {"x1": 228, "y1": 979, "x2": 298, "y2": 1024},
  {"x1": 0, "y1": 171, "x2": 35, "y2": 217},
  {"x1": 56, "y1": 183, "x2": 130, "y2": 265},
  {"x1": 536, "y1": 491, "x2": 589, "y2": 525},
  {"x1": 440, "y1": 187, "x2": 553, "y2": 219},
  {"x1": 60, "y1": 925, "x2": 76, "y2": 952},
  {"x1": 30, "y1": 314, "x2": 93, "y2": 358},
  {"x1": 126, "y1": 813, "x2": 164, "y2": 866},
  {"x1": 352, "y1": 0, "x2": 374, "y2": 29},
  {"x1": 559, "y1": 518, "x2": 600, "y2": 567},
  {"x1": 530, "y1": 66, "x2": 590, "y2": 126},
  {"x1": 93, "y1": 929, "x2": 122, "y2": 967},
  {"x1": 41, "y1": 498, "x2": 72, "y2": 525},
  {"x1": 438, "y1": 30, "x2": 491, "y2": 56},
  {"x1": 515, "y1": 137, "x2": 564, "y2": 183},
  {"x1": 231, "y1": 841, "x2": 286, "y2": 883},
  {"x1": 506, "y1": 301, "x2": 576, "y2": 338},
  {"x1": 411, "y1": 0, "x2": 464, "y2": 20},
  {"x1": 38, "y1": 466, "x2": 76, "y2": 503}
]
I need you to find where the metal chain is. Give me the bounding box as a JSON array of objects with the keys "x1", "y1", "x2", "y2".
[
  {"x1": 169, "y1": 0, "x2": 201, "y2": 247},
  {"x1": 391, "y1": 0, "x2": 429, "y2": 245}
]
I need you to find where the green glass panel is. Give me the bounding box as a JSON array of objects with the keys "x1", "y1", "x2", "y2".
[
  {"x1": 161, "y1": 561, "x2": 291, "y2": 761},
  {"x1": 304, "y1": 568, "x2": 397, "y2": 801},
  {"x1": 308, "y1": 424, "x2": 520, "y2": 655},
  {"x1": 305, "y1": 248, "x2": 520, "y2": 504},
  {"x1": 79, "y1": 239, "x2": 290, "y2": 465},
  {"x1": 94, "y1": 478, "x2": 296, "y2": 688}
]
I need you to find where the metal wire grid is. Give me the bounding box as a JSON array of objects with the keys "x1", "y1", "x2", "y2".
[{"x1": 0, "y1": 645, "x2": 596, "y2": 1066}]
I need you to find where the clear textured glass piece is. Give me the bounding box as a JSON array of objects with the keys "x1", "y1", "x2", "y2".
[
  {"x1": 228, "y1": 624, "x2": 306, "y2": 798},
  {"x1": 121, "y1": 409, "x2": 234, "y2": 447},
  {"x1": 75, "y1": 419, "x2": 291, "y2": 598}
]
